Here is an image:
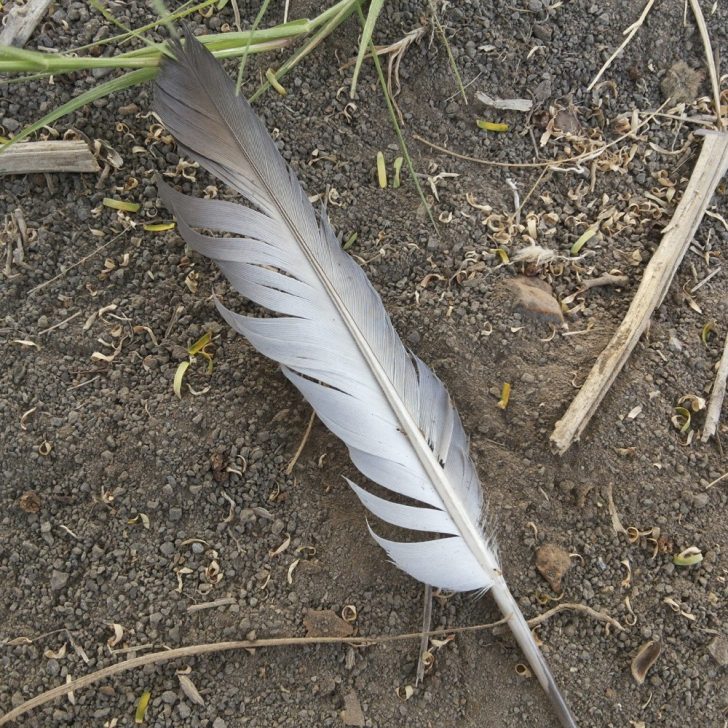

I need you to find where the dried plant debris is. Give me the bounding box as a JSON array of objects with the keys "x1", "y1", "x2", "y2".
[
  {"x1": 660, "y1": 61, "x2": 705, "y2": 104},
  {"x1": 631, "y1": 640, "x2": 661, "y2": 685},
  {"x1": 535, "y1": 544, "x2": 572, "y2": 593},
  {"x1": 18, "y1": 490, "x2": 42, "y2": 513},
  {"x1": 476, "y1": 92, "x2": 533, "y2": 112}
]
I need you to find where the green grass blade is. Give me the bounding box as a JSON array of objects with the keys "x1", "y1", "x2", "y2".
[
  {"x1": 0, "y1": 68, "x2": 156, "y2": 150},
  {"x1": 349, "y1": 0, "x2": 385, "y2": 97},
  {"x1": 428, "y1": 0, "x2": 467, "y2": 103},
  {"x1": 235, "y1": 0, "x2": 273, "y2": 94},
  {"x1": 250, "y1": 0, "x2": 358, "y2": 102}
]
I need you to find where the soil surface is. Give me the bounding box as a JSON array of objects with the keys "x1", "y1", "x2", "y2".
[{"x1": 1, "y1": 1, "x2": 727, "y2": 727}]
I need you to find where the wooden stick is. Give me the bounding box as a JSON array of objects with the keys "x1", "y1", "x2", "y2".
[
  {"x1": 0, "y1": 0, "x2": 53, "y2": 47},
  {"x1": 702, "y1": 332, "x2": 728, "y2": 442},
  {"x1": 0, "y1": 141, "x2": 100, "y2": 175},
  {"x1": 551, "y1": 131, "x2": 728, "y2": 455}
]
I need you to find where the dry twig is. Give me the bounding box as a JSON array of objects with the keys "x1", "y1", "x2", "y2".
[
  {"x1": 0, "y1": 603, "x2": 621, "y2": 724},
  {"x1": 415, "y1": 584, "x2": 433, "y2": 685},
  {"x1": 551, "y1": 130, "x2": 728, "y2": 454},
  {"x1": 587, "y1": 0, "x2": 657, "y2": 92},
  {"x1": 706, "y1": 471, "x2": 728, "y2": 489},
  {"x1": 285, "y1": 409, "x2": 316, "y2": 475},
  {"x1": 702, "y1": 332, "x2": 728, "y2": 442},
  {"x1": 412, "y1": 105, "x2": 666, "y2": 170}
]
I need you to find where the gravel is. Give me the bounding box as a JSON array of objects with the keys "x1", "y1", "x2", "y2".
[{"x1": 1, "y1": 1, "x2": 726, "y2": 727}]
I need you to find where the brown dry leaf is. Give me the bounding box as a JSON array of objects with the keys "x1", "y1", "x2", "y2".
[
  {"x1": 303, "y1": 608, "x2": 354, "y2": 638},
  {"x1": 18, "y1": 490, "x2": 42, "y2": 513},
  {"x1": 535, "y1": 543, "x2": 572, "y2": 592},
  {"x1": 631, "y1": 640, "x2": 661, "y2": 684}
]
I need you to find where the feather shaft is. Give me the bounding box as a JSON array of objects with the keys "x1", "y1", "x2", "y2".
[{"x1": 152, "y1": 29, "x2": 577, "y2": 728}]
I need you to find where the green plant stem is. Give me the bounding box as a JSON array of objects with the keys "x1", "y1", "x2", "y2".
[
  {"x1": 70, "y1": 0, "x2": 216, "y2": 54},
  {"x1": 250, "y1": 0, "x2": 358, "y2": 102},
  {"x1": 1, "y1": 68, "x2": 156, "y2": 148},
  {"x1": 355, "y1": 4, "x2": 437, "y2": 231},
  {"x1": 349, "y1": 0, "x2": 384, "y2": 96},
  {"x1": 0, "y1": 36, "x2": 290, "y2": 74},
  {"x1": 428, "y1": 0, "x2": 467, "y2": 104},
  {"x1": 236, "y1": 0, "x2": 273, "y2": 95}
]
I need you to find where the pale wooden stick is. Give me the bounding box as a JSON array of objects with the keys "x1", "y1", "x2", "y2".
[
  {"x1": 688, "y1": 0, "x2": 724, "y2": 130},
  {"x1": 0, "y1": 141, "x2": 100, "y2": 175},
  {"x1": 551, "y1": 131, "x2": 728, "y2": 455},
  {"x1": 702, "y1": 332, "x2": 728, "y2": 442},
  {"x1": 0, "y1": 0, "x2": 53, "y2": 47}
]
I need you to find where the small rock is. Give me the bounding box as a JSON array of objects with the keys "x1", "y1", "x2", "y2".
[
  {"x1": 212, "y1": 719, "x2": 227, "y2": 728},
  {"x1": 504, "y1": 277, "x2": 563, "y2": 325},
  {"x1": 270, "y1": 519, "x2": 285, "y2": 535},
  {"x1": 533, "y1": 24, "x2": 553, "y2": 42},
  {"x1": 341, "y1": 690, "x2": 365, "y2": 727},
  {"x1": 169, "y1": 507, "x2": 182, "y2": 522},
  {"x1": 50, "y1": 569, "x2": 69, "y2": 591},
  {"x1": 690, "y1": 492, "x2": 709, "y2": 509},
  {"x1": 668, "y1": 332, "x2": 683, "y2": 352},
  {"x1": 708, "y1": 635, "x2": 728, "y2": 666},
  {"x1": 303, "y1": 609, "x2": 354, "y2": 638},
  {"x1": 160, "y1": 542, "x2": 176, "y2": 557},
  {"x1": 535, "y1": 544, "x2": 571, "y2": 592}
]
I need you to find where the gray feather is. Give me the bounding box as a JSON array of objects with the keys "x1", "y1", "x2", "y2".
[{"x1": 152, "y1": 29, "x2": 577, "y2": 728}]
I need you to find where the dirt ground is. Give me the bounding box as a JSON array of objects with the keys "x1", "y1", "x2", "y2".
[{"x1": 1, "y1": 1, "x2": 727, "y2": 726}]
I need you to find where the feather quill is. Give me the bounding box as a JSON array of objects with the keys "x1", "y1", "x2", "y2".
[{"x1": 153, "y1": 30, "x2": 577, "y2": 728}]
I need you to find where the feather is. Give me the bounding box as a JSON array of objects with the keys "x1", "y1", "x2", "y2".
[{"x1": 153, "y1": 29, "x2": 577, "y2": 728}]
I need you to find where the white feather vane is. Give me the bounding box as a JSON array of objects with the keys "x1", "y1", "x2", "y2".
[{"x1": 153, "y1": 29, "x2": 577, "y2": 728}]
